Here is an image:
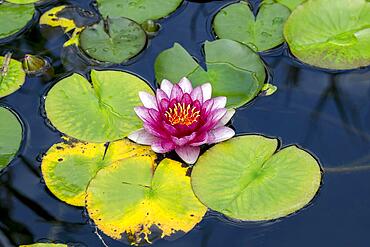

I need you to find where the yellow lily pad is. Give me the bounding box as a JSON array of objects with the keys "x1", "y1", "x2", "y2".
[
  {"x1": 86, "y1": 158, "x2": 207, "y2": 245},
  {"x1": 41, "y1": 138, "x2": 156, "y2": 206}
]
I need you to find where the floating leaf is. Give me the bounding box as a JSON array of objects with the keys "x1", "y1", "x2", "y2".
[
  {"x1": 155, "y1": 39, "x2": 266, "y2": 108},
  {"x1": 284, "y1": 0, "x2": 370, "y2": 70},
  {"x1": 42, "y1": 139, "x2": 156, "y2": 206},
  {"x1": 45, "y1": 70, "x2": 153, "y2": 142},
  {"x1": 261, "y1": 83, "x2": 278, "y2": 96},
  {"x1": 0, "y1": 107, "x2": 22, "y2": 171},
  {"x1": 265, "y1": 0, "x2": 306, "y2": 10},
  {"x1": 96, "y1": 0, "x2": 183, "y2": 24},
  {"x1": 191, "y1": 135, "x2": 322, "y2": 221},
  {"x1": 0, "y1": 54, "x2": 26, "y2": 98},
  {"x1": 213, "y1": 2, "x2": 290, "y2": 52},
  {"x1": 20, "y1": 244, "x2": 67, "y2": 247},
  {"x1": 0, "y1": 2, "x2": 35, "y2": 40},
  {"x1": 86, "y1": 158, "x2": 207, "y2": 245},
  {"x1": 80, "y1": 17, "x2": 147, "y2": 64},
  {"x1": 6, "y1": 0, "x2": 40, "y2": 4},
  {"x1": 39, "y1": 5, "x2": 99, "y2": 47}
]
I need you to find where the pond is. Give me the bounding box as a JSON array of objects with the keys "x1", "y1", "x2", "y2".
[{"x1": 0, "y1": 0, "x2": 370, "y2": 246}]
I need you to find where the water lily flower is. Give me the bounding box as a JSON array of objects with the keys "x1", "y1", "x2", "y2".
[{"x1": 128, "y1": 78, "x2": 235, "y2": 164}]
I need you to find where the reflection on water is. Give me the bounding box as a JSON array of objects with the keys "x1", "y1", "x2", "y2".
[{"x1": 0, "y1": 0, "x2": 369, "y2": 246}]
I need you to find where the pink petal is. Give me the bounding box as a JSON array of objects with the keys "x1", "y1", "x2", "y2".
[
  {"x1": 128, "y1": 129, "x2": 156, "y2": 145},
  {"x1": 201, "y1": 83, "x2": 212, "y2": 102},
  {"x1": 208, "y1": 127, "x2": 235, "y2": 144},
  {"x1": 190, "y1": 86, "x2": 203, "y2": 102},
  {"x1": 216, "y1": 109, "x2": 236, "y2": 127},
  {"x1": 201, "y1": 99, "x2": 214, "y2": 115},
  {"x1": 143, "y1": 123, "x2": 166, "y2": 138},
  {"x1": 160, "y1": 79, "x2": 173, "y2": 97},
  {"x1": 175, "y1": 146, "x2": 200, "y2": 164},
  {"x1": 181, "y1": 93, "x2": 192, "y2": 105},
  {"x1": 156, "y1": 89, "x2": 169, "y2": 102},
  {"x1": 170, "y1": 84, "x2": 183, "y2": 101},
  {"x1": 212, "y1": 96, "x2": 227, "y2": 110},
  {"x1": 139, "y1": 91, "x2": 158, "y2": 110},
  {"x1": 190, "y1": 132, "x2": 208, "y2": 146},
  {"x1": 178, "y1": 77, "x2": 193, "y2": 93},
  {"x1": 134, "y1": 106, "x2": 152, "y2": 123},
  {"x1": 151, "y1": 140, "x2": 175, "y2": 153},
  {"x1": 159, "y1": 98, "x2": 170, "y2": 112},
  {"x1": 171, "y1": 132, "x2": 197, "y2": 146}
]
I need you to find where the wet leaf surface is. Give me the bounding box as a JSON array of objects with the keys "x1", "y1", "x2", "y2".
[
  {"x1": 97, "y1": 0, "x2": 183, "y2": 24},
  {"x1": 284, "y1": 0, "x2": 370, "y2": 70},
  {"x1": 213, "y1": 2, "x2": 290, "y2": 52},
  {"x1": 80, "y1": 17, "x2": 147, "y2": 64},
  {"x1": 0, "y1": 55, "x2": 26, "y2": 98}
]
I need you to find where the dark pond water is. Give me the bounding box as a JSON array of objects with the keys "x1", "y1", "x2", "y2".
[{"x1": 1, "y1": 0, "x2": 370, "y2": 246}]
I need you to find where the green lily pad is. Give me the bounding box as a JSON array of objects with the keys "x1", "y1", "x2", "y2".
[
  {"x1": 0, "y1": 2, "x2": 35, "y2": 40},
  {"x1": 154, "y1": 39, "x2": 266, "y2": 108},
  {"x1": 86, "y1": 158, "x2": 207, "y2": 245},
  {"x1": 96, "y1": 0, "x2": 183, "y2": 24},
  {"x1": 45, "y1": 70, "x2": 153, "y2": 142},
  {"x1": 191, "y1": 135, "x2": 322, "y2": 221},
  {"x1": 213, "y1": 2, "x2": 290, "y2": 52},
  {"x1": 265, "y1": 0, "x2": 306, "y2": 10},
  {"x1": 80, "y1": 17, "x2": 147, "y2": 64},
  {"x1": 6, "y1": 0, "x2": 40, "y2": 4},
  {"x1": 42, "y1": 139, "x2": 156, "y2": 206},
  {"x1": 0, "y1": 107, "x2": 22, "y2": 171},
  {"x1": 0, "y1": 55, "x2": 26, "y2": 98},
  {"x1": 284, "y1": 0, "x2": 370, "y2": 70},
  {"x1": 20, "y1": 244, "x2": 67, "y2": 247}
]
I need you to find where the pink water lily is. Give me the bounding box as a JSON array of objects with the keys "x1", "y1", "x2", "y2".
[{"x1": 128, "y1": 78, "x2": 235, "y2": 164}]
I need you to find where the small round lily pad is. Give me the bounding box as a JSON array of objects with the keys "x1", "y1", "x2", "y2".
[
  {"x1": 0, "y1": 3, "x2": 35, "y2": 40},
  {"x1": 0, "y1": 107, "x2": 23, "y2": 171},
  {"x1": 6, "y1": 0, "x2": 40, "y2": 4},
  {"x1": 191, "y1": 135, "x2": 322, "y2": 221},
  {"x1": 213, "y1": 2, "x2": 290, "y2": 52},
  {"x1": 42, "y1": 139, "x2": 156, "y2": 206},
  {"x1": 0, "y1": 55, "x2": 26, "y2": 98},
  {"x1": 80, "y1": 17, "x2": 147, "y2": 64},
  {"x1": 96, "y1": 0, "x2": 183, "y2": 24},
  {"x1": 86, "y1": 158, "x2": 207, "y2": 245},
  {"x1": 155, "y1": 39, "x2": 266, "y2": 108},
  {"x1": 284, "y1": 0, "x2": 370, "y2": 70},
  {"x1": 45, "y1": 70, "x2": 153, "y2": 142}
]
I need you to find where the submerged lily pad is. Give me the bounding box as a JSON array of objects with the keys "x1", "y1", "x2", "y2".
[
  {"x1": 0, "y1": 55, "x2": 26, "y2": 98},
  {"x1": 45, "y1": 70, "x2": 153, "y2": 142},
  {"x1": 0, "y1": 107, "x2": 22, "y2": 171},
  {"x1": 97, "y1": 0, "x2": 183, "y2": 24},
  {"x1": 39, "y1": 5, "x2": 99, "y2": 47},
  {"x1": 191, "y1": 135, "x2": 322, "y2": 221},
  {"x1": 42, "y1": 139, "x2": 156, "y2": 206},
  {"x1": 86, "y1": 158, "x2": 207, "y2": 245},
  {"x1": 213, "y1": 2, "x2": 290, "y2": 52},
  {"x1": 0, "y1": 3, "x2": 35, "y2": 40},
  {"x1": 80, "y1": 17, "x2": 147, "y2": 64},
  {"x1": 155, "y1": 39, "x2": 266, "y2": 108},
  {"x1": 284, "y1": 0, "x2": 370, "y2": 70}
]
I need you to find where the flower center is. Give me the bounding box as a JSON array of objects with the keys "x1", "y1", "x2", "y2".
[{"x1": 165, "y1": 103, "x2": 200, "y2": 126}]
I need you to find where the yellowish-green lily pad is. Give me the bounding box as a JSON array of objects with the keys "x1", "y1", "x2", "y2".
[
  {"x1": 42, "y1": 138, "x2": 156, "y2": 206},
  {"x1": 191, "y1": 135, "x2": 322, "y2": 221},
  {"x1": 45, "y1": 70, "x2": 153, "y2": 142},
  {"x1": 86, "y1": 158, "x2": 207, "y2": 245},
  {"x1": 19, "y1": 243, "x2": 67, "y2": 247},
  {"x1": 0, "y1": 55, "x2": 26, "y2": 98},
  {"x1": 0, "y1": 107, "x2": 23, "y2": 172}
]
